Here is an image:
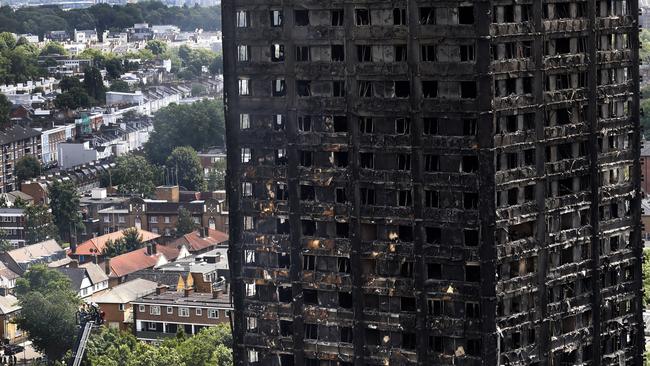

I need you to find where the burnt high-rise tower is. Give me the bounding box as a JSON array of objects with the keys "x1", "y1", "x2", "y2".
[{"x1": 222, "y1": 0, "x2": 644, "y2": 364}]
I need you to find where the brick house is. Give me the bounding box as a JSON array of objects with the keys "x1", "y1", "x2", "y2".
[
  {"x1": 90, "y1": 278, "x2": 158, "y2": 332},
  {"x1": 132, "y1": 286, "x2": 232, "y2": 341}
]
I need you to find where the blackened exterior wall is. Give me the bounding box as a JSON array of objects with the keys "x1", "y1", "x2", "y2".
[{"x1": 223, "y1": 1, "x2": 643, "y2": 365}]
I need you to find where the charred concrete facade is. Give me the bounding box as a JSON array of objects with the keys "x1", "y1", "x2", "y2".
[{"x1": 223, "y1": 0, "x2": 643, "y2": 365}]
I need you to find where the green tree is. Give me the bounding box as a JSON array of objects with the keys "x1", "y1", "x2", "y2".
[
  {"x1": 208, "y1": 55, "x2": 222, "y2": 75},
  {"x1": 83, "y1": 66, "x2": 106, "y2": 103},
  {"x1": 145, "y1": 40, "x2": 167, "y2": 56},
  {"x1": 24, "y1": 204, "x2": 59, "y2": 244},
  {"x1": 14, "y1": 265, "x2": 80, "y2": 364},
  {"x1": 207, "y1": 159, "x2": 226, "y2": 191},
  {"x1": 40, "y1": 42, "x2": 67, "y2": 56},
  {"x1": 59, "y1": 76, "x2": 83, "y2": 92},
  {"x1": 166, "y1": 146, "x2": 205, "y2": 191},
  {"x1": 15, "y1": 155, "x2": 41, "y2": 184},
  {"x1": 113, "y1": 154, "x2": 156, "y2": 197},
  {"x1": 191, "y1": 83, "x2": 206, "y2": 97},
  {"x1": 49, "y1": 180, "x2": 83, "y2": 243},
  {"x1": 0, "y1": 93, "x2": 10, "y2": 128},
  {"x1": 145, "y1": 100, "x2": 225, "y2": 165},
  {"x1": 176, "y1": 207, "x2": 197, "y2": 237},
  {"x1": 172, "y1": 325, "x2": 232, "y2": 366},
  {"x1": 109, "y1": 80, "x2": 130, "y2": 93},
  {"x1": 54, "y1": 87, "x2": 91, "y2": 110},
  {"x1": 102, "y1": 228, "x2": 144, "y2": 257}
]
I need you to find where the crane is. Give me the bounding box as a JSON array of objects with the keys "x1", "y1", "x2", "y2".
[{"x1": 68, "y1": 304, "x2": 104, "y2": 366}]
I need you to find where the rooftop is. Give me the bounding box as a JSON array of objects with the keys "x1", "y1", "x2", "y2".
[
  {"x1": 0, "y1": 125, "x2": 40, "y2": 145},
  {"x1": 74, "y1": 228, "x2": 160, "y2": 256},
  {"x1": 168, "y1": 228, "x2": 228, "y2": 253},
  {"x1": 91, "y1": 278, "x2": 158, "y2": 304},
  {"x1": 108, "y1": 244, "x2": 181, "y2": 278},
  {"x1": 133, "y1": 289, "x2": 232, "y2": 309}
]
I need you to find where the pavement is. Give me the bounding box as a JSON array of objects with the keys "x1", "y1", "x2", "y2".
[{"x1": 9, "y1": 341, "x2": 42, "y2": 365}]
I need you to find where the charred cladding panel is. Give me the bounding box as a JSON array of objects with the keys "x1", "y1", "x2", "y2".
[{"x1": 223, "y1": 0, "x2": 643, "y2": 365}]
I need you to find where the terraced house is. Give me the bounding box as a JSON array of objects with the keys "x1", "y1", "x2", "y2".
[{"x1": 222, "y1": 0, "x2": 644, "y2": 365}]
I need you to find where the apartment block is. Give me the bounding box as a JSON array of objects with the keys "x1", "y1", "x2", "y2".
[{"x1": 223, "y1": 1, "x2": 643, "y2": 365}]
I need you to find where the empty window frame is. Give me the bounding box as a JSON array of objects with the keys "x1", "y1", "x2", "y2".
[
  {"x1": 295, "y1": 10, "x2": 310, "y2": 26},
  {"x1": 460, "y1": 44, "x2": 475, "y2": 61},
  {"x1": 298, "y1": 116, "x2": 312, "y2": 132},
  {"x1": 394, "y1": 8, "x2": 407, "y2": 25},
  {"x1": 422, "y1": 81, "x2": 438, "y2": 98},
  {"x1": 419, "y1": 7, "x2": 435, "y2": 24},
  {"x1": 397, "y1": 190, "x2": 413, "y2": 206},
  {"x1": 331, "y1": 9, "x2": 344, "y2": 26},
  {"x1": 422, "y1": 45, "x2": 436, "y2": 62},
  {"x1": 358, "y1": 81, "x2": 373, "y2": 97},
  {"x1": 360, "y1": 117, "x2": 373, "y2": 133},
  {"x1": 331, "y1": 45, "x2": 345, "y2": 61},
  {"x1": 355, "y1": 9, "x2": 371, "y2": 25},
  {"x1": 297, "y1": 80, "x2": 311, "y2": 96},
  {"x1": 395, "y1": 118, "x2": 411, "y2": 134},
  {"x1": 458, "y1": 6, "x2": 474, "y2": 24},
  {"x1": 296, "y1": 46, "x2": 310, "y2": 61},
  {"x1": 357, "y1": 45, "x2": 372, "y2": 62}
]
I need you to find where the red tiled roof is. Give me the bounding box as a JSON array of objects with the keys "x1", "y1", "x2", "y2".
[
  {"x1": 74, "y1": 228, "x2": 160, "y2": 256},
  {"x1": 108, "y1": 244, "x2": 180, "y2": 278},
  {"x1": 169, "y1": 228, "x2": 228, "y2": 252}
]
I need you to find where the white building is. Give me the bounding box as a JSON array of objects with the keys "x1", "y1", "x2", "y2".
[
  {"x1": 58, "y1": 142, "x2": 104, "y2": 169},
  {"x1": 106, "y1": 91, "x2": 144, "y2": 106}
]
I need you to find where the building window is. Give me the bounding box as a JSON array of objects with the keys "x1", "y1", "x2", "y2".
[
  {"x1": 242, "y1": 182, "x2": 253, "y2": 197},
  {"x1": 196, "y1": 308, "x2": 203, "y2": 316},
  {"x1": 240, "y1": 114, "x2": 250, "y2": 129},
  {"x1": 118, "y1": 304, "x2": 125, "y2": 311},
  {"x1": 118, "y1": 216, "x2": 125, "y2": 223},
  {"x1": 148, "y1": 322, "x2": 157, "y2": 330},
  {"x1": 150, "y1": 306, "x2": 160, "y2": 315},
  {"x1": 149, "y1": 216, "x2": 158, "y2": 223},
  {"x1": 164, "y1": 216, "x2": 170, "y2": 224},
  {"x1": 237, "y1": 45, "x2": 250, "y2": 61},
  {"x1": 270, "y1": 10, "x2": 283, "y2": 27},
  {"x1": 331, "y1": 9, "x2": 344, "y2": 26},
  {"x1": 167, "y1": 306, "x2": 173, "y2": 314},
  {"x1": 208, "y1": 309, "x2": 219, "y2": 319},
  {"x1": 295, "y1": 9, "x2": 310, "y2": 26},
  {"x1": 239, "y1": 79, "x2": 250, "y2": 96},
  {"x1": 236, "y1": 10, "x2": 249, "y2": 27},
  {"x1": 139, "y1": 305, "x2": 145, "y2": 312},
  {"x1": 241, "y1": 148, "x2": 252, "y2": 163},
  {"x1": 103, "y1": 216, "x2": 110, "y2": 223},
  {"x1": 248, "y1": 350, "x2": 259, "y2": 363},
  {"x1": 179, "y1": 307, "x2": 190, "y2": 317}
]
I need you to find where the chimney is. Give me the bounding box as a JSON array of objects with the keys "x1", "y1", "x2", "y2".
[
  {"x1": 156, "y1": 285, "x2": 167, "y2": 295},
  {"x1": 212, "y1": 288, "x2": 222, "y2": 299},
  {"x1": 183, "y1": 287, "x2": 194, "y2": 297},
  {"x1": 201, "y1": 227, "x2": 209, "y2": 238},
  {"x1": 146, "y1": 243, "x2": 156, "y2": 255},
  {"x1": 69, "y1": 260, "x2": 79, "y2": 268},
  {"x1": 104, "y1": 258, "x2": 111, "y2": 276}
]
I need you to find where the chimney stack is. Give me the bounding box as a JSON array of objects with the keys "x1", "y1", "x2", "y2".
[
  {"x1": 104, "y1": 258, "x2": 111, "y2": 276},
  {"x1": 156, "y1": 285, "x2": 167, "y2": 295},
  {"x1": 69, "y1": 260, "x2": 79, "y2": 268},
  {"x1": 184, "y1": 287, "x2": 194, "y2": 297}
]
